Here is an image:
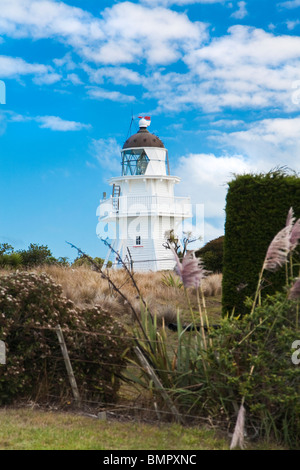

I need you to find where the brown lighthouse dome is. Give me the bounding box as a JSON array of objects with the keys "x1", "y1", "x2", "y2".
[{"x1": 122, "y1": 122, "x2": 165, "y2": 150}]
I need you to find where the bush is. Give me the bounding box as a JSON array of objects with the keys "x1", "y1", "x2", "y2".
[
  {"x1": 0, "y1": 253, "x2": 23, "y2": 268},
  {"x1": 203, "y1": 293, "x2": 300, "y2": 448},
  {"x1": 72, "y1": 256, "x2": 112, "y2": 269},
  {"x1": 0, "y1": 243, "x2": 23, "y2": 269},
  {"x1": 222, "y1": 170, "x2": 300, "y2": 316},
  {"x1": 129, "y1": 292, "x2": 300, "y2": 448},
  {"x1": 0, "y1": 272, "x2": 130, "y2": 405},
  {"x1": 0, "y1": 244, "x2": 14, "y2": 256},
  {"x1": 18, "y1": 244, "x2": 56, "y2": 267},
  {"x1": 196, "y1": 236, "x2": 224, "y2": 273},
  {"x1": 125, "y1": 205, "x2": 300, "y2": 448}
]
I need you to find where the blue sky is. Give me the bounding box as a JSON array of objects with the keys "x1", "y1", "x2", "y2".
[{"x1": 1, "y1": 0, "x2": 300, "y2": 261}]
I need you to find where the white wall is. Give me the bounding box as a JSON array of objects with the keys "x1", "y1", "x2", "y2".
[{"x1": 115, "y1": 214, "x2": 177, "y2": 271}]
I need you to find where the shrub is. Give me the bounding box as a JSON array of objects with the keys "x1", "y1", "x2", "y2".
[
  {"x1": 0, "y1": 243, "x2": 23, "y2": 269},
  {"x1": 72, "y1": 256, "x2": 112, "y2": 269},
  {"x1": 0, "y1": 253, "x2": 23, "y2": 268},
  {"x1": 222, "y1": 170, "x2": 300, "y2": 316},
  {"x1": 128, "y1": 291, "x2": 300, "y2": 448},
  {"x1": 203, "y1": 293, "x2": 300, "y2": 448},
  {"x1": 127, "y1": 212, "x2": 300, "y2": 448},
  {"x1": 161, "y1": 272, "x2": 183, "y2": 289},
  {"x1": 18, "y1": 244, "x2": 56, "y2": 267},
  {"x1": 0, "y1": 272, "x2": 130, "y2": 405},
  {"x1": 196, "y1": 236, "x2": 224, "y2": 273},
  {"x1": 0, "y1": 244, "x2": 14, "y2": 256}
]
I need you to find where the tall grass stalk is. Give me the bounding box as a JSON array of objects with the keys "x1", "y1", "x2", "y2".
[{"x1": 196, "y1": 289, "x2": 207, "y2": 351}]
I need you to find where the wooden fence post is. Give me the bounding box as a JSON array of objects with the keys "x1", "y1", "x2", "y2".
[
  {"x1": 56, "y1": 324, "x2": 81, "y2": 406},
  {"x1": 134, "y1": 346, "x2": 183, "y2": 424}
]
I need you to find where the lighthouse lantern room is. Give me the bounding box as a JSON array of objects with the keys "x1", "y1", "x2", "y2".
[{"x1": 98, "y1": 117, "x2": 192, "y2": 271}]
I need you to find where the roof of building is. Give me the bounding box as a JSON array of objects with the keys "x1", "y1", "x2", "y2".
[{"x1": 122, "y1": 126, "x2": 165, "y2": 150}]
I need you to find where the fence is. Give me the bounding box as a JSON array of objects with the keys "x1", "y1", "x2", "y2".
[{"x1": 0, "y1": 321, "x2": 223, "y2": 428}]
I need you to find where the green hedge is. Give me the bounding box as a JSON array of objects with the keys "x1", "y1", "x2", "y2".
[{"x1": 222, "y1": 170, "x2": 300, "y2": 316}]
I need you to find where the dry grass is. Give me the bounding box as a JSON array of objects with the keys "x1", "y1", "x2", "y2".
[
  {"x1": 0, "y1": 266, "x2": 222, "y2": 325},
  {"x1": 202, "y1": 273, "x2": 222, "y2": 297}
]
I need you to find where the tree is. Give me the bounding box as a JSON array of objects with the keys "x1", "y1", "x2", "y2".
[
  {"x1": 0, "y1": 243, "x2": 14, "y2": 256},
  {"x1": 56, "y1": 257, "x2": 70, "y2": 267},
  {"x1": 18, "y1": 244, "x2": 55, "y2": 267},
  {"x1": 163, "y1": 229, "x2": 199, "y2": 257},
  {"x1": 196, "y1": 236, "x2": 224, "y2": 273},
  {"x1": 0, "y1": 243, "x2": 22, "y2": 268},
  {"x1": 72, "y1": 255, "x2": 111, "y2": 269}
]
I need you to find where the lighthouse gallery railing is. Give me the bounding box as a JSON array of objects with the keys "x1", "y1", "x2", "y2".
[{"x1": 100, "y1": 195, "x2": 192, "y2": 217}]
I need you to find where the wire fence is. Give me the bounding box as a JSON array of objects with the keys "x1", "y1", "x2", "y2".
[{"x1": 0, "y1": 321, "x2": 227, "y2": 429}]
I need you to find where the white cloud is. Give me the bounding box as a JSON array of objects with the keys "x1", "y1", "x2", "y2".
[
  {"x1": 0, "y1": 110, "x2": 91, "y2": 133},
  {"x1": 143, "y1": 25, "x2": 300, "y2": 113},
  {"x1": 5, "y1": 111, "x2": 32, "y2": 123},
  {"x1": 37, "y1": 115, "x2": 91, "y2": 131},
  {"x1": 84, "y1": 66, "x2": 142, "y2": 86},
  {"x1": 175, "y1": 152, "x2": 253, "y2": 218},
  {"x1": 89, "y1": 2, "x2": 207, "y2": 66},
  {"x1": 173, "y1": 152, "x2": 254, "y2": 242},
  {"x1": 171, "y1": 115, "x2": 300, "y2": 242},
  {"x1": 202, "y1": 220, "x2": 225, "y2": 244},
  {"x1": 0, "y1": 0, "x2": 103, "y2": 43},
  {"x1": 171, "y1": 117, "x2": 300, "y2": 240},
  {"x1": 285, "y1": 19, "x2": 300, "y2": 30},
  {"x1": 191, "y1": 25, "x2": 300, "y2": 65},
  {"x1": 279, "y1": 0, "x2": 300, "y2": 8},
  {"x1": 0, "y1": 0, "x2": 207, "y2": 66},
  {"x1": 53, "y1": 53, "x2": 77, "y2": 71},
  {"x1": 90, "y1": 137, "x2": 121, "y2": 173},
  {"x1": 215, "y1": 117, "x2": 300, "y2": 171},
  {"x1": 140, "y1": 0, "x2": 230, "y2": 5},
  {"x1": 87, "y1": 87, "x2": 136, "y2": 103},
  {"x1": 66, "y1": 73, "x2": 83, "y2": 85},
  {"x1": 2, "y1": 1, "x2": 300, "y2": 124},
  {"x1": 211, "y1": 119, "x2": 246, "y2": 128},
  {"x1": 231, "y1": 1, "x2": 248, "y2": 19},
  {"x1": 0, "y1": 55, "x2": 60, "y2": 84},
  {"x1": 33, "y1": 73, "x2": 61, "y2": 85}
]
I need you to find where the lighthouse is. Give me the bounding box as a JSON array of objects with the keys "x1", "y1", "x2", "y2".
[{"x1": 98, "y1": 116, "x2": 192, "y2": 271}]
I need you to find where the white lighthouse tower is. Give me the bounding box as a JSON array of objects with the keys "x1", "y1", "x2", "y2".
[{"x1": 98, "y1": 116, "x2": 192, "y2": 271}]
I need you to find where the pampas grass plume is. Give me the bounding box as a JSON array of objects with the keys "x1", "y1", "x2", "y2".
[
  {"x1": 170, "y1": 246, "x2": 206, "y2": 289},
  {"x1": 289, "y1": 278, "x2": 300, "y2": 300},
  {"x1": 263, "y1": 225, "x2": 292, "y2": 272},
  {"x1": 230, "y1": 403, "x2": 246, "y2": 450}
]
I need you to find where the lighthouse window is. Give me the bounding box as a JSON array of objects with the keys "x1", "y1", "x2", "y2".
[
  {"x1": 136, "y1": 154, "x2": 148, "y2": 175},
  {"x1": 136, "y1": 236, "x2": 141, "y2": 245},
  {"x1": 122, "y1": 149, "x2": 149, "y2": 176}
]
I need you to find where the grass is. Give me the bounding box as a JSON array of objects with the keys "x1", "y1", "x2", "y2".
[
  {"x1": 0, "y1": 265, "x2": 223, "y2": 325},
  {"x1": 0, "y1": 408, "x2": 286, "y2": 450},
  {"x1": 0, "y1": 408, "x2": 228, "y2": 450}
]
